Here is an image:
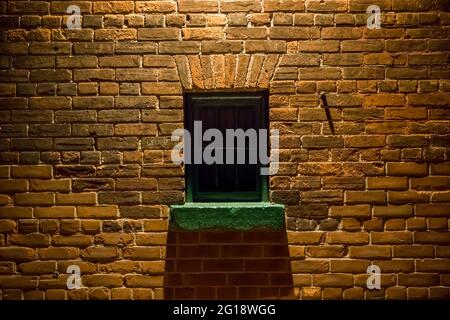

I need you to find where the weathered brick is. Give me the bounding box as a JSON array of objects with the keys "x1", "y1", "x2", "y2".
[
  {"x1": 30, "y1": 179, "x2": 70, "y2": 192},
  {"x1": 415, "y1": 232, "x2": 450, "y2": 244},
  {"x1": 74, "y1": 69, "x2": 114, "y2": 81},
  {"x1": 373, "y1": 205, "x2": 414, "y2": 218},
  {"x1": 349, "y1": 246, "x2": 391, "y2": 259},
  {"x1": 327, "y1": 232, "x2": 369, "y2": 245},
  {"x1": 74, "y1": 42, "x2": 114, "y2": 55},
  {"x1": 387, "y1": 162, "x2": 428, "y2": 177},
  {"x1": 269, "y1": 27, "x2": 308, "y2": 39},
  {"x1": 56, "y1": 56, "x2": 97, "y2": 68},
  {"x1": 398, "y1": 274, "x2": 440, "y2": 287},
  {"x1": 344, "y1": 135, "x2": 385, "y2": 148},
  {"x1": 73, "y1": 97, "x2": 114, "y2": 109},
  {"x1": 0, "y1": 276, "x2": 38, "y2": 289},
  {"x1": 416, "y1": 204, "x2": 450, "y2": 217},
  {"x1": 97, "y1": 137, "x2": 139, "y2": 151},
  {"x1": 330, "y1": 260, "x2": 370, "y2": 273},
  {"x1": 95, "y1": 29, "x2": 137, "y2": 41},
  {"x1": 94, "y1": 233, "x2": 134, "y2": 247},
  {"x1": 302, "y1": 136, "x2": 343, "y2": 149},
  {"x1": 287, "y1": 232, "x2": 324, "y2": 245},
  {"x1": 291, "y1": 260, "x2": 329, "y2": 273},
  {"x1": 35, "y1": 207, "x2": 75, "y2": 219},
  {"x1": 305, "y1": 246, "x2": 343, "y2": 258},
  {"x1": 142, "y1": 82, "x2": 182, "y2": 95},
  {"x1": 18, "y1": 261, "x2": 56, "y2": 275},
  {"x1": 0, "y1": 247, "x2": 38, "y2": 261},
  {"x1": 393, "y1": 245, "x2": 434, "y2": 258},
  {"x1": 137, "y1": 233, "x2": 167, "y2": 246},
  {"x1": 123, "y1": 246, "x2": 161, "y2": 260},
  {"x1": 313, "y1": 274, "x2": 353, "y2": 287},
  {"x1": 53, "y1": 235, "x2": 92, "y2": 248},
  {"x1": 372, "y1": 231, "x2": 412, "y2": 244},
  {"x1": 38, "y1": 248, "x2": 79, "y2": 261},
  {"x1": 159, "y1": 41, "x2": 200, "y2": 54},
  {"x1": 8, "y1": 234, "x2": 48, "y2": 248},
  {"x1": 115, "y1": 96, "x2": 158, "y2": 109},
  {"x1": 0, "y1": 220, "x2": 16, "y2": 233},
  {"x1": 135, "y1": 1, "x2": 176, "y2": 12},
  {"x1": 83, "y1": 274, "x2": 123, "y2": 288},
  {"x1": 388, "y1": 191, "x2": 429, "y2": 204},
  {"x1": 56, "y1": 193, "x2": 96, "y2": 205},
  {"x1": 98, "y1": 110, "x2": 140, "y2": 123},
  {"x1": 15, "y1": 56, "x2": 55, "y2": 69},
  {"x1": 301, "y1": 190, "x2": 342, "y2": 204},
  {"x1": 15, "y1": 193, "x2": 54, "y2": 206},
  {"x1": 0, "y1": 207, "x2": 33, "y2": 219},
  {"x1": 78, "y1": 206, "x2": 119, "y2": 219},
  {"x1": 54, "y1": 138, "x2": 95, "y2": 151},
  {"x1": 124, "y1": 275, "x2": 163, "y2": 287},
  {"x1": 286, "y1": 204, "x2": 328, "y2": 219},
  {"x1": 346, "y1": 191, "x2": 386, "y2": 204},
  {"x1": 142, "y1": 191, "x2": 183, "y2": 205},
  {"x1": 11, "y1": 138, "x2": 53, "y2": 151},
  {"x1": 330, "y1": 205, "x2": 370, "y2": 218},
  {"x1": 81, "y1": 247, "x2": 120, "y2": 262},
  {"x1": 99, "y1": 55, "x2": 140, "y2": 67},
  {"x1": 245, "y1": 40, "x2": 286, "y2": 53},
  {"x1": 0, "y1": 179, "x2": 28, "y2": 193}
]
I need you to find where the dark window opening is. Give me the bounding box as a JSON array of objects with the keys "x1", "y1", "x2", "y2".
[{"x1": 185, "y1": 92, "x2": 269, "y2": 202}]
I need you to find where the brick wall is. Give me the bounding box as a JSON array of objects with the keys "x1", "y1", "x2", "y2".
[
  {"x1": 0, "y1": 0, "x2": 449, "y2": 300},
  {"x1": 164, "y1": 230, "x2": 294, "y2": 299}
]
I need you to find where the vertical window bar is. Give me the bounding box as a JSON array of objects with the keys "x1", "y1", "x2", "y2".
[
  {"x1": 214, "y1": 105, "x2": 219, "y2": 190},
  {"x1": 234, "y1": 105, "x2": 238, "y2": 190}
]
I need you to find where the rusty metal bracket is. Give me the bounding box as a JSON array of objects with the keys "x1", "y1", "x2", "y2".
[{"x1": 319, "y1": 92, "x2": 335, "y2": 134}]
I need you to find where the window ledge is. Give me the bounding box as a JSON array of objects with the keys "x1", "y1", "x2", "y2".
[{"x1": 170, "y1": 202, "x2": 285, "y2": 231}]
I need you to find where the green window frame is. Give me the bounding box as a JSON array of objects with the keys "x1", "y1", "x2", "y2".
[{"x1": 185, "y1": 92, "x2": 269, "y2": 203}]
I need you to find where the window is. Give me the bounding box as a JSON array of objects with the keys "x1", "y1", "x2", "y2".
[{"x1": 185, "y1": 92, "x2": 269, "y2": 202}]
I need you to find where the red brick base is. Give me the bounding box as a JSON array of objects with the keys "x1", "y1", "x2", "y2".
[{"x1": 164, "y1": 229, "x2": 295, "y2": 299}]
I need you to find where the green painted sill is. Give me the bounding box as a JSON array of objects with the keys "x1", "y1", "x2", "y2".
[{"x1": 170, "y1": 202, "x2": 285, "y2": 231}]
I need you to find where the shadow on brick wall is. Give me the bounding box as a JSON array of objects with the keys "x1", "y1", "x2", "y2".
[{"x1": 164, "y1": 229, "x2": 295, "y2": 299}]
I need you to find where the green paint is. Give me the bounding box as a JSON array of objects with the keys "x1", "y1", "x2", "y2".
[{"x1": 170, "y1": 202, "x2": 285, "y2": 231}]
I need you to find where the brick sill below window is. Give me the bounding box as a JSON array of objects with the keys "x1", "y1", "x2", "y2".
[{"x1": 170, "y1": 202, "x2": 285, "y2": 231}]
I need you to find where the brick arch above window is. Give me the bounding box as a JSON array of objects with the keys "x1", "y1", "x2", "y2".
[{"x1": 174, "y1": 54, "x2": 282, "y2": 90}]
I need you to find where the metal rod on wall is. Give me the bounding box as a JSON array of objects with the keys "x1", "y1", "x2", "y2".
[{"x1": 320, "y1": 92, "x2": 335, "y2": 134}]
